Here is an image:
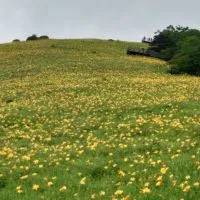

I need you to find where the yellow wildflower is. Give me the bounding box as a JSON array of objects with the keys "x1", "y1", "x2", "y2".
[
  {"x1": 114, "y1": 189, "x2": 124, "y2": 195},
  {"x1": 160, "y1": 166, "x2": 168, "y2": 174},
  {"x1": 122, "y1": 195, "x2": 131, "y2": 200},
  {"x1": 32, "y1": 184, "x2": 40, "y2": 191},
  {"x1": 80, "y1": 177, "x2": 87, "y2": 185},
  {"x1": 193, "y1": 182, "x2": 199, "y2": 187},
  {"x1": 16, "y1": 186, "x2": 23, "y2": 194},
  {"x1": 20, "y1": 175, "x2": 28, "y2": 180},
  {"x1": 157, "y1": 175, "x2": 163, "y2": 181},
  {"x1": 118, "y1": 170, "x2": 126, "y2": 177},
  {"x1": 141, "y1": 187, "x2": 151, "y2": 194},
  {"x1": 47, "y1": 182, "x2": 53, "y2": 187},
  {"x1": 99, "y1": 191, "x2": 105, "y2": 196},
  {"x1": 183, "y1": 185, "x2": 190, "y2": 192},
  {"x1": 59, "y1": 186, "x2": 67, "y2": 191},
  {"x1": 156, "y1": 181, "x2": 162, "y2": 187}
]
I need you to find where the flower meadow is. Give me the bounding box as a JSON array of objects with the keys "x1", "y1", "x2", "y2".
[{"x1": 0, "y1": 39, "x2": 199, "y2": 199}]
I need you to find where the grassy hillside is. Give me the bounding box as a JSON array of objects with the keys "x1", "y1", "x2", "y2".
[{"x1": 0, "y1": 39, "x2": 199, "y2": 200}]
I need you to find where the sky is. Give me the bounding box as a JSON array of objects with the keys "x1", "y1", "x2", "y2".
[{"x1": 0, "y1": 0, "x2": 200, "y2": 43}]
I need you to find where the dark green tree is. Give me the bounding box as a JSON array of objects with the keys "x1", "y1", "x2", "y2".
[
  {"x1": 26, "y1": 34, "x2": 38, "y2": 41},
  {"x1": 148, "y1": 25, "x2": 200, "y2": 75},
  {"x1": 38, "y1": 35, "x2": 49, "y2": 40},
  {"x1": 149, "y1": 25, "x2": 189, "y2": 60},
  {"x1": 170, "y1": 35, "x2": 200, "y2": 75}
]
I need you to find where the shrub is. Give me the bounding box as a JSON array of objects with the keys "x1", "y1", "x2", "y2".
[
  {"x1": 38, "y1": 35, "x2": 49, "y2": 40},
  {"x1": 26, "y1": 34, "x2": 38, "y2": 41},
  {"x1": 12, "y1": 39, "x2": 20, "y2": 42},
  {"x1": 170, "y1": 36, "x2": 200, "y2": 75},
  {"x1": 148, "y1": 25, "x2": 200, "y2": 75},
  {"x1": 149, "y1": 25, "x2": 189, "y2": 60}
]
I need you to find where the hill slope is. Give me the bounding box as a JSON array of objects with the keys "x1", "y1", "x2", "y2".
[{"x1": 0, "y1": 39, "x2": 199, "y2": 199}]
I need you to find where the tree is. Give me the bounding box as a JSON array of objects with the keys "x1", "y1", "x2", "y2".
[
  {"x1": 149, "y1": 25, "x2": 189, "y2": 60},
  {"x1": 38, "y1": 35, "x2": 49, "y2": 40},
  {"x1": 26, "y1": 34, "x2": 38, "y2": 41},
  {"x1": 148, "y1": 25, "x2": 200, "y2": 75},
  {"x1": 170, "y1": 36, "x2": 200, "y2": 75},
  {"x1": 13, "y1": 39, "x2": 20, "y2": 42}
]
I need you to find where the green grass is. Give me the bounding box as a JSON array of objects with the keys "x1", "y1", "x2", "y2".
[{"x1": 0, "y1": 39, "x2": 199, "y2": 200}]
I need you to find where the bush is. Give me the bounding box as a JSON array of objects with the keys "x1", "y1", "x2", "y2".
[
  {"x1": 38, "y1": 35, "x2": 49, "y2": 40},
  {"x1": 26, "y1": 34, "x2": 38, "y2": 41},
  {"x1": 12, "y1": 39, "x2": 20, "y2": 42},
  {"x1": 149, "y1": 25, "x2": 200, "y2": 75},
  {"x1": 149, "y1": 25, "x2": 189, "y2": 61},
  {"x1": 170, "y1": 36, "x2": 200, "y2": 75}
]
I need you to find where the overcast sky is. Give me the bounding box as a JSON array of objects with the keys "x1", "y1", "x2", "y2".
[{"x1": 0, "y1": 0, "x2": 200, "y2": 43}]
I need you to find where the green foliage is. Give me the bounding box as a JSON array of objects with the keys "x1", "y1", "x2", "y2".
[
  {"x1": 26, "y1": 35, "x2": 49, "y2": 41},
  {"x1": 150, "y1": 25, "x2": 200, "y2": 75},
  {"x1": 38, "y1": 35, "x2": 49, "y2": 40},
  {"x1": 0, "y1": 177, "x2": 7, "y2": 189},
  {"x1": 170, "y1": 36, "x2": 200, "y2": 75},
  {"x1": 26, "y1": 34, "x2": 38, "y2": 41},
  {"x1": 12, "y1": 39, "x2": 20, "y2": 42},
  {"x1": 150, "y1": 25, "x2": 189, "y2": 60}
]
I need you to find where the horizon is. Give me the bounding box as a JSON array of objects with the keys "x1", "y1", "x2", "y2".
[
  {"x1": 0, "y1": 36, "x2": 145, "y2": 45},
  {"x1": 1, "y1": 24, "x2": 200, "y2": 45}
]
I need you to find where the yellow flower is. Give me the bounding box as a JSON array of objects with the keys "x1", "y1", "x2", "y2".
[
  {"x1": 20, "y1": 175, "x2": 28, "y2": 180},
  {"x1": 59, "y1": 186, "x2": 67, "y2": 191},
  {"x1": 157, "y1": 175, "x2": 163, "y2": 181},
  {"x1": 141, "y1": 187, "x2": 151, "y2": 194},
  {"x1": 7, "y1": 153, "x2": 14, "y2": 158},
  {"x1": 157, "y1": 160, "x2": 162, "y2": 164},
  {"x1": 144, "y1": 182, "x2": 149, "y2": 187},
  {"x1": 22, "y1": 155, "x2": 31, "y2": 161},
  {"x1": 193, "y1": 182, "x2": 199, "y2": 187},
  {"x1": 16, "y1": 186, "x2": 23, "y2": 193},
  {"x1": 169, "y1": 174, "x2": 174, "y2": 179},
  {"x1": 160, "y1": 166, "x2": 168, "y2": 174},
  {"x1": 191, "y1": 155, "x2": 196, "y2": 159},
  {"x1": 122, "y1": 195, "x2": 130, "y2": 200},
  {"x1": 172, "y1": 180, "x2": 177, "y2": 186},
  {"x1": 16, "y1": 186, "x2": 22, "y2": 190},
  {"x1": 99, "y1": 191, "x2": 105, "y2": 196},
  {"x1": 91, "y1": 194, "x2": 96, "y2": 199},
  {"x1": 185, "y1": 175, "x2": 190, "y2": 180},
  {"x1": 16, "y1": 189, "x2": 23, "y2": 194},
  {"x1": 47, "y1": 182, "x2": 53, "y2": 187},
  {"x1": 114, "y1": 189, "x2": 123, "y2": 195},
  {"x1": 80, "y1": 177, "x2": 87, "y2": 185},
  {"x1": 118, "y1": 170, "x2": 126, "y2": 177},
  {"x1": 33, "y1": 160, "x2": 39, "y2": 165},
  {"x1": 32, "y1": 184, "x2": 40, "y2": 191},
  {"x1": 156, "y1": 181, "x2": 162, "y2": 187},
  {"x1": 183, "y1": 185, "x2": 190, "y2": 192}
]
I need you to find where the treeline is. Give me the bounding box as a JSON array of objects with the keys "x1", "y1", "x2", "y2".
[
  {"x1": 13, "y1": 34, "x2": 49, "y2": 42},
  {"x1": 149, "y1": 25, "x2": 200, "y2": 75}
]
